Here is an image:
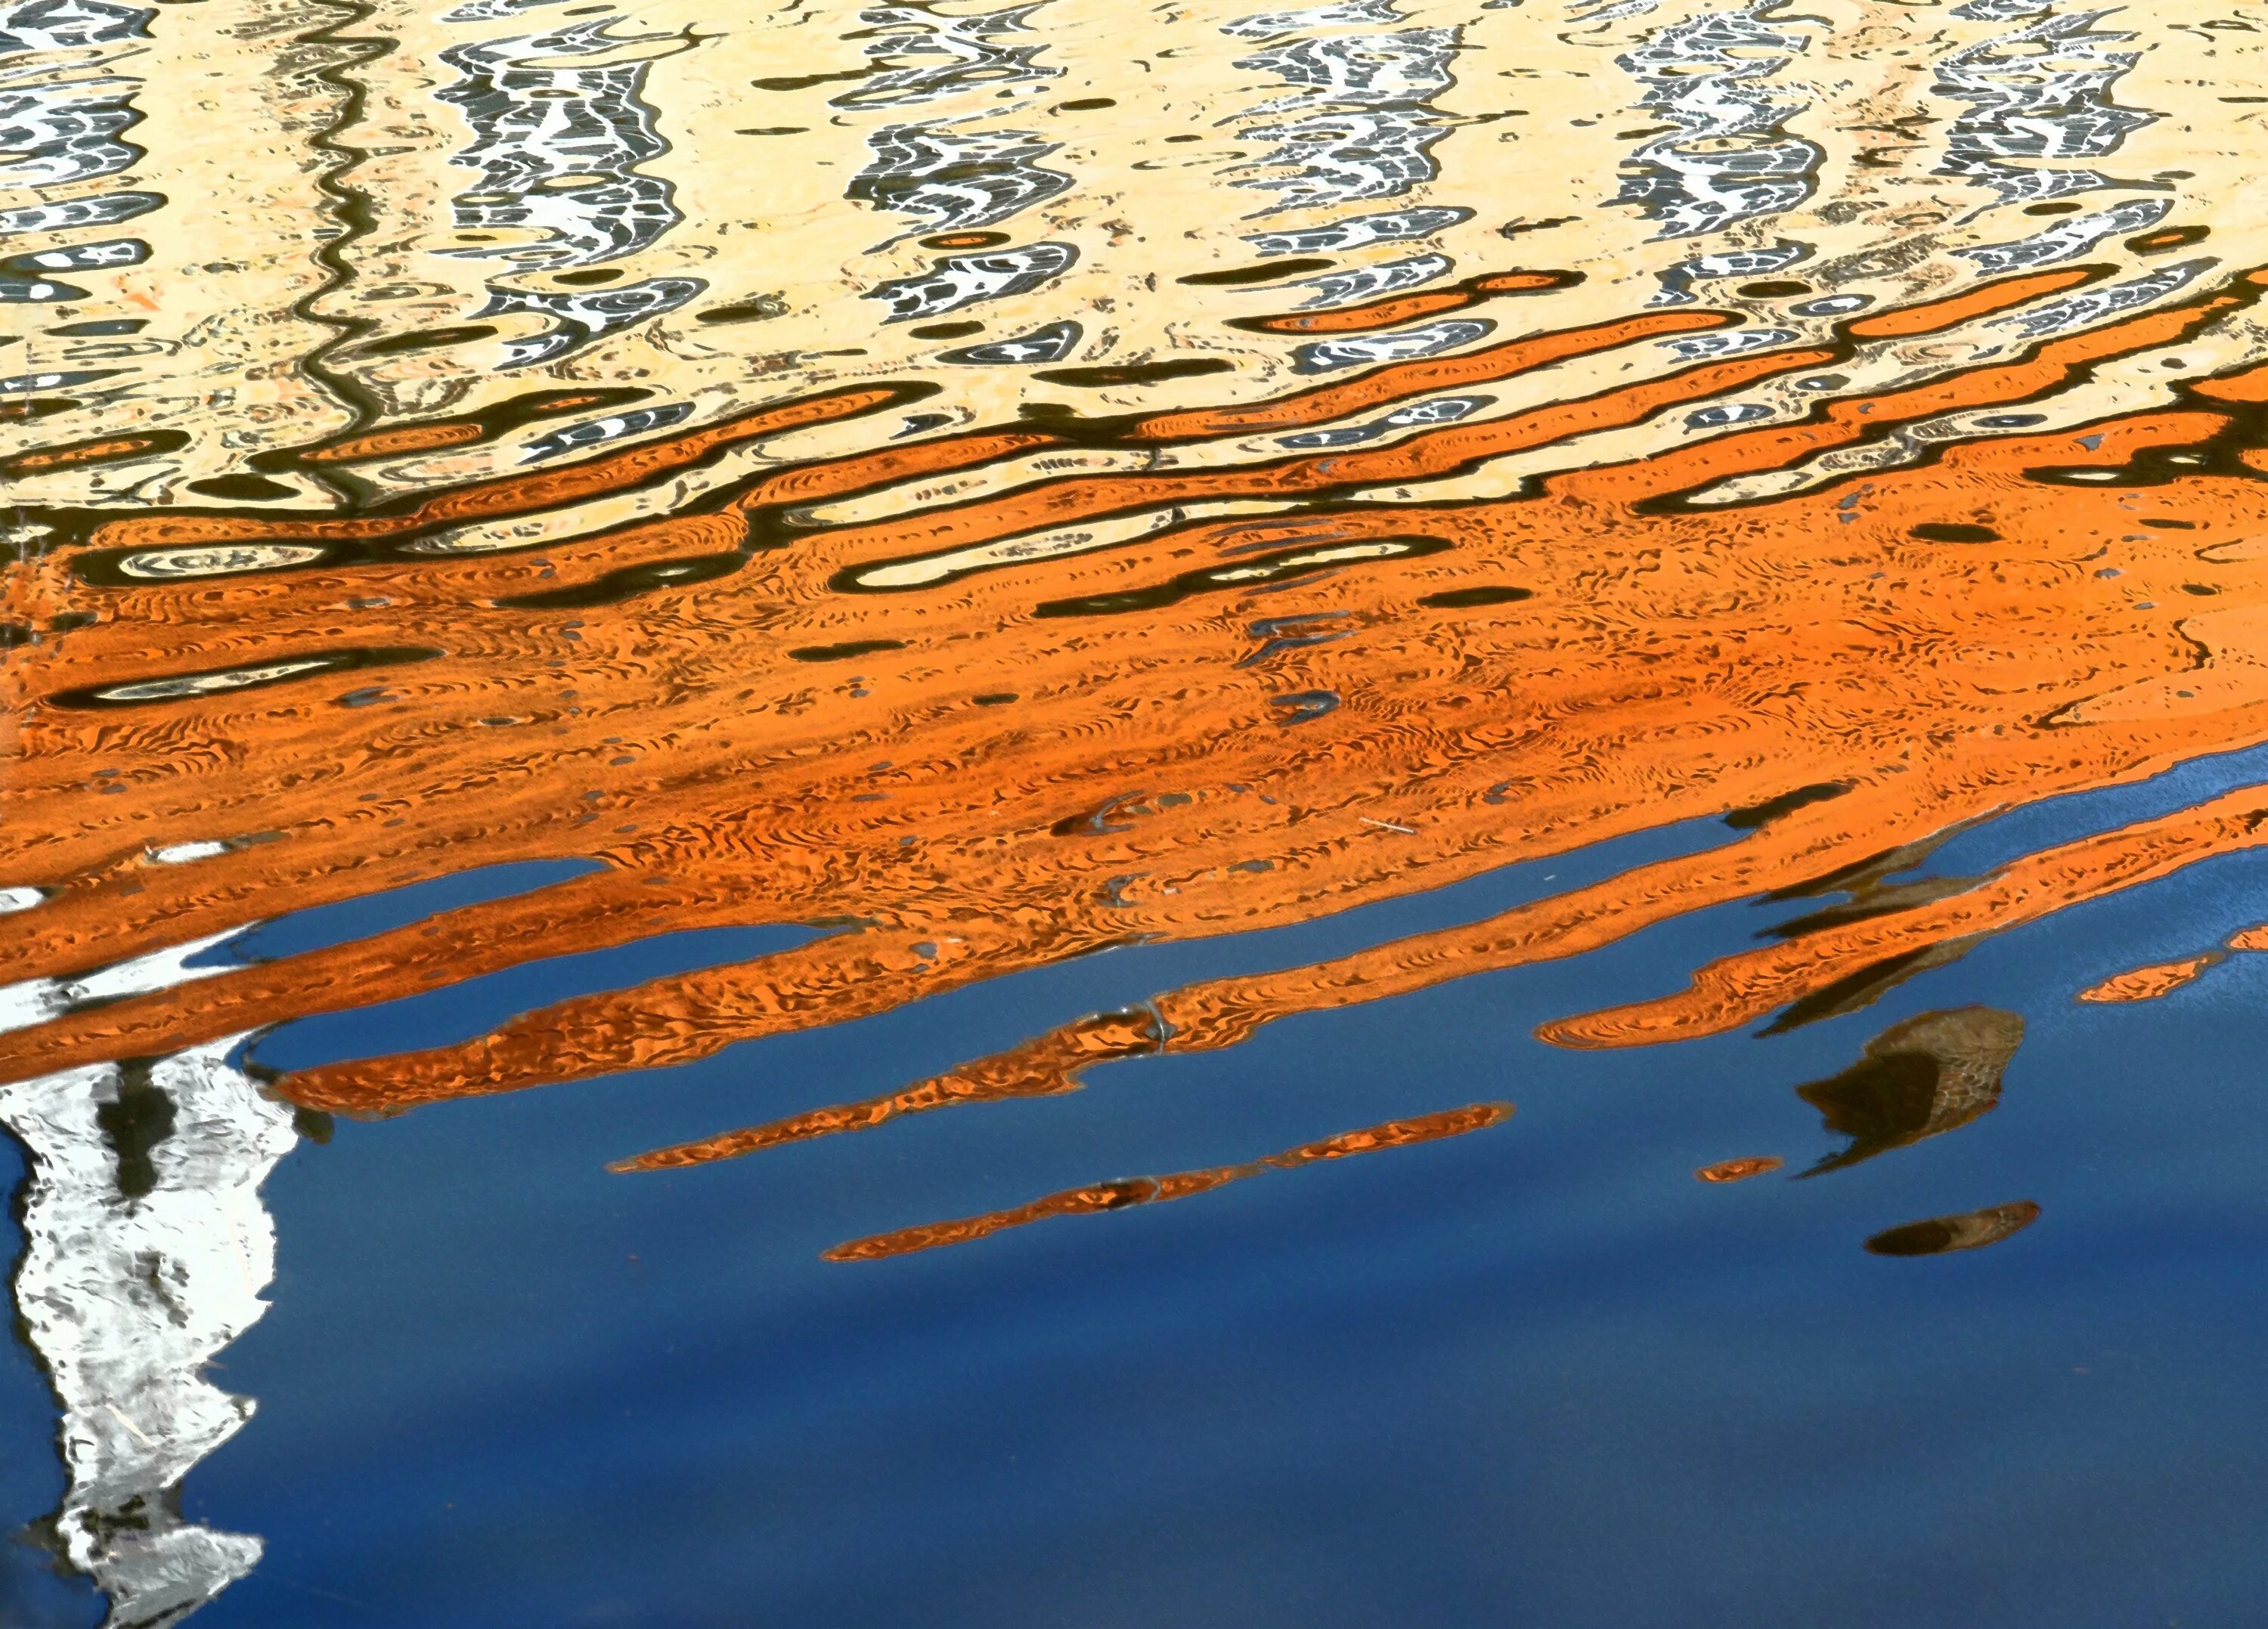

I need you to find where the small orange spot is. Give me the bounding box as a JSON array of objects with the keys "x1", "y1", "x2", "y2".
[{"x1": 1696, "y1": 1156, "x2": 1783, "y2": 1184}]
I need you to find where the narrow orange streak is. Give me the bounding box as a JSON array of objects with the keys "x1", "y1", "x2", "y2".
[
  {"x1": 1697, "y1": 1157, "x2": 1783, "y2": 1183},
  {"x1": 1542, "y1": 783, "x2": 2268, "y2": 1048},
  {"x1": 821, "y1": 1101, "x2": 1511, "y2": 1260},
  {"x1": 1126, "y1": 310, "x2": 1731, "y2": 439},
  {"x1": 1841, "y1": 267, "x2": 2103, "y2": 340},
  {"x1": 301, "y1": 422, "x2": 487, "y2": 463},
  {"x1": 1581, "y1": 295, "x2": 2242, "y2": 503},
  {"x1": 2, "y1": 435, "x2": 177, "y2": 477},
  {"x1": 2075, "y1": 952, "x2": 2218, "y2": 1003},
  {"x1": 1235, "y1": 269, "x2": 1577, "y2": 336},
  {"x1": 611, "y1": 1008, "x2": 1160, "y2": 1171},
  {"x1": 78, "y1": 385, "x2": 913, "y2": 550},
  {"x1": 1250, "y1": 290, "x2": 1484, "y2": 334},
  {"x1": 727, "y1": 432, "x2": 1060, "y2": 513}
]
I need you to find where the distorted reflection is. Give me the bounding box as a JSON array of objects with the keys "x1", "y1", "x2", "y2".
[
  {"x1": 1794, "y1": 1008, "x2": 2022, "y2": 1177},
  {"x1": 826, "y1": 1101, "x2": 1511, "y2": 1262},
  {"x1": 0, "y1": 1041, "x2": 293, "y2": 1629},
  {"x1": 1864, "y1": 1200, "x2": 2042, "y2": 1258},
  {"x1": 2077, "y1": 949, "x2": 2220, "y2": 1004},
  {"x1": 5, "y1": 0, "x2": 2268, "y2": 1617}
]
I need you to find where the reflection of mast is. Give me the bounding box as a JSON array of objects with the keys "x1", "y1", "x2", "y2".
[{"x1": 0, "y1": 1038, "x2": 296, "y2": 1629}]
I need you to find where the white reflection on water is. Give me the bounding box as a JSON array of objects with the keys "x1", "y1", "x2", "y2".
[{"x1": 2, "y1": 1038, "x2": 294, "y2": 1629}]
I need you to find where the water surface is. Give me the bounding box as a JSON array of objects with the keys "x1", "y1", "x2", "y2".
[{"x1": 5, "y1": 0, "x2": 2268, "y2": 1622}]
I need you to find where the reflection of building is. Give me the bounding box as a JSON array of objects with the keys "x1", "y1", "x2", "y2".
[
  {"x1": 1934, "y1": 2, "x2": 2156, "y2": 214},
  {"x1": 1613, "y1": 2, "x2": 1822, "y2": 247},
  {"x1": 0, "y1": 1039, "x2": 296, "y2": 1629},
  {"x1": 1219, "y1": 0, "x2": 1473, "y2": 348},
  {"x1": 437, "y1": 7, "x2": 705, "y2": 366}
]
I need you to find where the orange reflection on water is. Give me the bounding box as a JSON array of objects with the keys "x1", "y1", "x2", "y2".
[
  {"x1": 2077, "y1": 955, "x2": 2220, "y2": 1004},
  {"x1": 1696, "y1": 1157, "x2": 1783, "y2": 1185},
  {"x1": 822, "y1": 1102, "x2": 1511, "y2": 1262},
  {"x1": 7, "y1": 265, "x2": 2268, "y2": 1243}
]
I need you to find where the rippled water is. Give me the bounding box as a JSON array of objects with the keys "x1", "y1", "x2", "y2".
[{"x1": 5, "y1": 0, "x2": 2268, "y2": 1623}]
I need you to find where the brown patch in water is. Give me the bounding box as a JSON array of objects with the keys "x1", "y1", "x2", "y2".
[{"x1": 1865, "y1": 1201, "x2": 2040, "y2": 1257}]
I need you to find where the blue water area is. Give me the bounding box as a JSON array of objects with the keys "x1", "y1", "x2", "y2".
[{"x1": 2, "y1": 804, "x2": 2260, "y2": 1627}]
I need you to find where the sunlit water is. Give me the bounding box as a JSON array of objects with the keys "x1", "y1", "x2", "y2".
[{"x1": 5, "y1": 0, "x2": 2268, "y2": 1622}]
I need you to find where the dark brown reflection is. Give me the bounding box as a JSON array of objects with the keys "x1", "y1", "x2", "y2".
[
  {"x1": 1796, "y1": 1008, "x2": 2022, "y2": 1176},
  {"x1": 823, "y1": 1102, "x2": 1511, "y2": 1262},
  {"x1": 1864, "y1": 1200, "x2": 2041, "y2": 1257},
  {"x1": 1726, "y1": 781, "x2": 1852, "y2": 832}
]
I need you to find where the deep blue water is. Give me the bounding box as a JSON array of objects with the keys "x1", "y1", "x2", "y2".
[{"x1": 8, "y1": 781, "x2": 2266, "y2": 1628}]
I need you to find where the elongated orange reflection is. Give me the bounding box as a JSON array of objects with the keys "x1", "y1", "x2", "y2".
[
  {"x1": 2077, "y1": 955, "x2": 2219, "y2": 1003},
  {"x1": 822, "y1": 1103, "x2": 1511, "y2": 1262},
  {"x1": 1231, "y1": 269, "x2": 1582, "y2": 336}
]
